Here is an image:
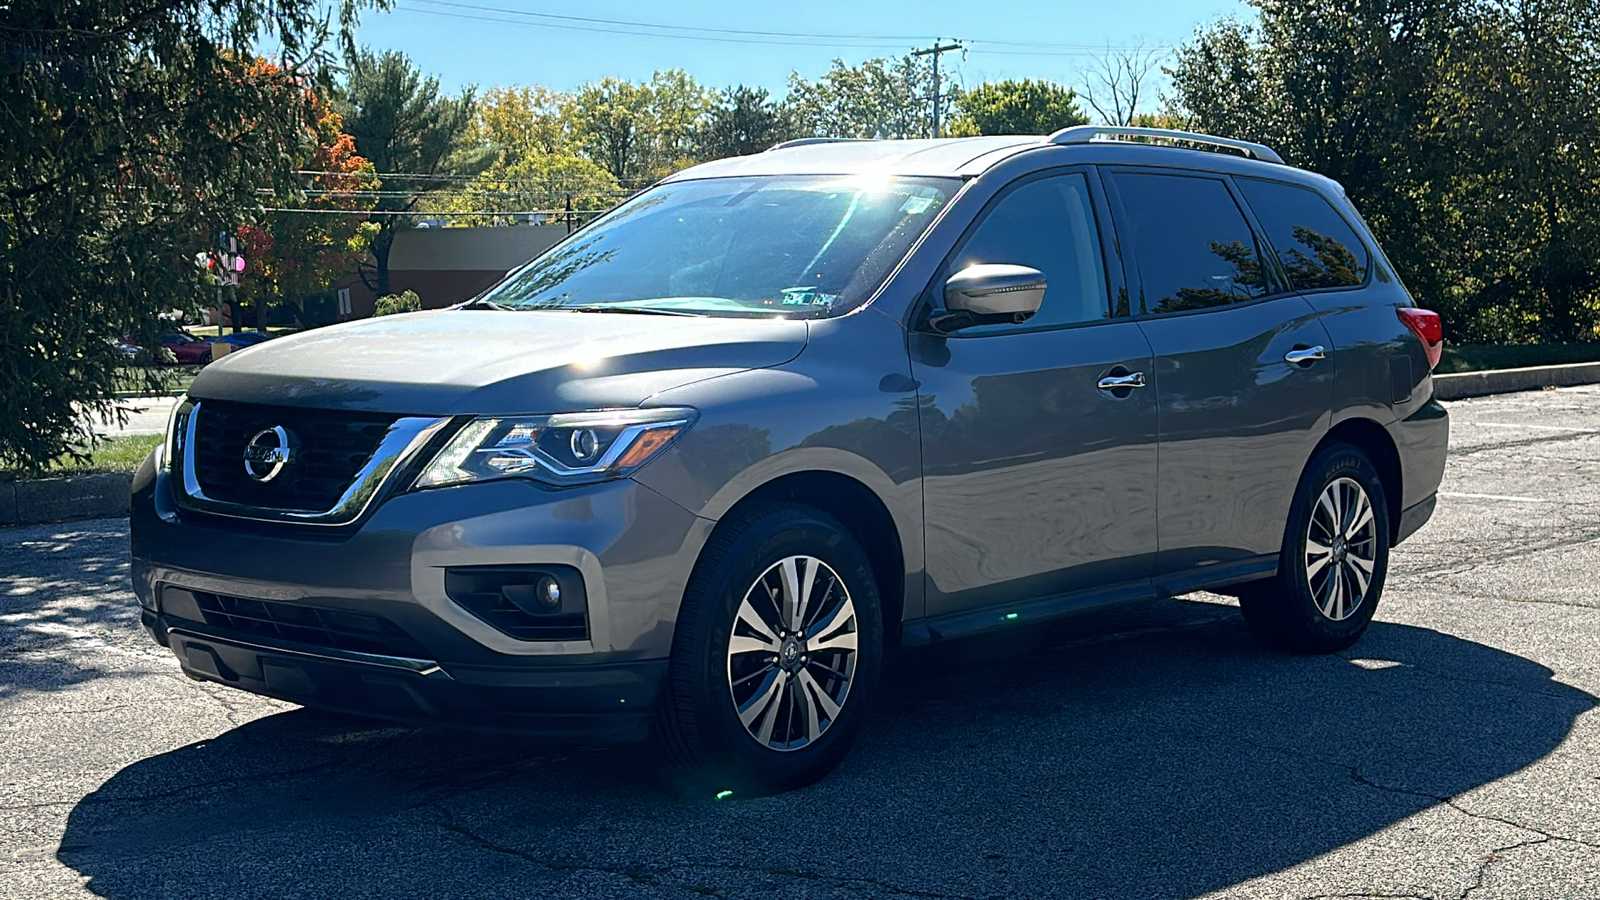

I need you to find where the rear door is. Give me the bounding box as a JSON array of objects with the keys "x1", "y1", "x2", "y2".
[
  {"x1": 911, "y1": 168, "x2": 1159, "y2": 617},
  {"x1": 1104, "y1": 168, "x2": 1334, "y2": 588}
]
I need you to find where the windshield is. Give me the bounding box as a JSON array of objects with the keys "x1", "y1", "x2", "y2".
[{"x1": 481, "y1": 174, "x2": 957, "y2": 318}]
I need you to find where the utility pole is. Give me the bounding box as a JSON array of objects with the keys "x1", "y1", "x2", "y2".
[{"x1": 912, "y1": 40, "x2": 963, "y2": 138}]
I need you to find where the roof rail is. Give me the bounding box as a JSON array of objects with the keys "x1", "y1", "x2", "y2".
[
  {"x1": 767, "y1": 137, "x2": 874, "y2": 151},
  {"x1": 1044, "y1": 125, "x2": 1284, "y2": 165}
]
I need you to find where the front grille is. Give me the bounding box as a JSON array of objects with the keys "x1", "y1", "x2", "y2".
[
  {"x1": 170, "y1": 588, "x2": 431, "y2": 660},
  {"x1": 191, "y1": 400, "x2": 400, "y2": 511}
]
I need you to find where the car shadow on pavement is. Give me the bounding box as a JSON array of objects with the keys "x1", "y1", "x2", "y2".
[
  {"x1": 0, "y1": 520, "x2": 140, "y2": 700},
  {"x1": 57, "y1": 602, "x2": 1596, "y2": 899}
]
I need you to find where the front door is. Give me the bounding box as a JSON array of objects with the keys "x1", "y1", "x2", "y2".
[{"x1": 911, "y1": 169, "x2": 1160, "y2": 618}]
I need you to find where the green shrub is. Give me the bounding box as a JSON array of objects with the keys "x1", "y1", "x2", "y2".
[{"x1": 373, "y1": 290, "x2": 422, "y2": 317}]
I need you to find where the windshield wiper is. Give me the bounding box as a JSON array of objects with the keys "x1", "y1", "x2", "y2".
[
  {"x1": 452, "y1": 298, "x2": 515, "y2": 311},
  {"x1": 563, "y1": 305, "x2": 705, "y2": 317}
]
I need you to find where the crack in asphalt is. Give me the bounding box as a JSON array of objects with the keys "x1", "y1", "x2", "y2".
[
  {"x1": 1292, "y1": 883, "x2": 1433, "y2": 890},
  {"x1": 1240, "y1": 734, "x2": 1600, "y2": 856},
  {"x1": 1457, "y1": 835, "x2": 1554, "y2": 900},
  {"x1": 439, "y1": 818, "x2": 980, "y2": 899},
  {"x1": 1393, "y1": 532, "x2": 1600, "y2": 580},
  {"x1": 47, "y1": 731, "x2": 419, "y2": 817},
  {"x1": 1446, "y1": 428, "x2": 1600, "y2": 459}
]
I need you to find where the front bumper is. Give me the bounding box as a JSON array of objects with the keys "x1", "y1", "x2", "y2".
[
  {"x1": 130, "y1": 454, "x2": 711, "y2": 736},
  {"x1": 147, "y1": 611, "x2": 665, "y2": 739}
]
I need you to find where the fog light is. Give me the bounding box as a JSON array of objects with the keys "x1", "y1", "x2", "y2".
[
  {"x1": 501, "y1": 576, "x2": 563, "y2": 615},
  {"x1": 536, "y1": 576, "x2": 561, "y2": 610}
]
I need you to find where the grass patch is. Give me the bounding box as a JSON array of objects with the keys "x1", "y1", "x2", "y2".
[
  {"x1": 1436, "y1": 343, "x2": 1600, "y2": 374},
  {"x1": 113, "y1": 366, "x2": 199, "y2": 397},
  {"x1": 0, "y1": 433, "x2": 162, "y2": 482}
]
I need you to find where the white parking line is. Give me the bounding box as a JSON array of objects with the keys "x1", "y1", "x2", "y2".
[
  {"x1": 1472, "y1": 422, "x2": 1598, "y2": 433},
  {"x1": 1439, "y1": 491, "x2": 1546, "y2": 503}
]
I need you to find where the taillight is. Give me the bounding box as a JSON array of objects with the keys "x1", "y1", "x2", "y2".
[{"x1": 1397, "y1": 307, "x2": 1443, "y2": 370}]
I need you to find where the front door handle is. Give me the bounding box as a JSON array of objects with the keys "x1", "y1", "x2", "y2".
[
  {"x1": 1097, "y1": 372, "x2": 1147, "y2": 391},
  {"x1": 1284, "y1": 345, "x2": 1327, "y2": 366}
]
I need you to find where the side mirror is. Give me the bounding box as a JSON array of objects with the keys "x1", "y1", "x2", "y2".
[{"x1": 931, "y1": 264, "x2": 1047, "y2": 333}]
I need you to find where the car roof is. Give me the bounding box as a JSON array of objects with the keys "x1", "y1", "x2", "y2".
[
  {"x1": 663, "y1": 132, "x2": 1344, "y2": 197},
  {"x1": 663, "y1": 136, "x2": 1042, "y2": 182}
]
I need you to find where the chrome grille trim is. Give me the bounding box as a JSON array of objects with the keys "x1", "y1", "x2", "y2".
[{"x1": 175, "y1": 400, "x2": 452, "y2": 526}]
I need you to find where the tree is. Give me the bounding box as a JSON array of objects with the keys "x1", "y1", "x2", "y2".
[
  {"x1": 429, "y1": 84, "x2": 623, "y2": 226},
  {"x1": 0, "y1": 0, "x2": 373, "y2": 470},
  {"x1": 696, "y1": 86, "x2": 796, "y2": 159},
  {"x1": 647, "y1": 69, "x2": 714, "y2": 175},
  {"x1": 475, "y1": 86, "x2": 572, "y2": 159},
  {"x1": 1167, "y1": 0, "x2": 1600, "y2": 344},
  {"x1": 1161, "y1": 20, "x2": 1263, "y2": 138},
  {"x1": 785, "y1": 55, "x2": 948, "y2": 139},
  {"x1": 1439, "y1": 0, "x2": 1600, "y2": 342},
  {"x1": 569, "y1": 77, "x2": 657, "y2": 185},
  {"x1": 948, "y1": 79, "x2": 1089, "y2": 136},
  {"x1": 336, "y1": 49, "x2": 483, "y2": 295},
  {"x1": 237, "y1": 84, "x2": 378, "y2": 326},
  {"x1": 1081, "y1": 44, "x2": 1165, "y2": 126},
  {"x1": 568, "y1": 71, "x2": 713, "y2": 184}
]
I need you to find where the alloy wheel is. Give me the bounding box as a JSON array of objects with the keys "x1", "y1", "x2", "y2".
[
  {"x1": 1305, "y1": 476, "x2": 1378, "y2": 622},
  {"x1": 725, "y1": 555, "x2": 859, "y2": 752}
]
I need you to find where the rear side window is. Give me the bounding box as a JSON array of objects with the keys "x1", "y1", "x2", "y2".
[
  {"x1": 945, "y1": 172, "x2": 1111, "y2": 330},
  {"x1": 1237, "y1": 178, "x2": 1369, "y2": 290},
  {"x1": 1111, "y1": 172, "x2": 1270, "y2": 314}
]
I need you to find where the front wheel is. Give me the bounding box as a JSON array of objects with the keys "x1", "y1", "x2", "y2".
[
  {"x1": 657, "y1": 503, "x2": 882, "y2": 795},
  {"x1": 1239, "y1": 444, "x2": 1390, "y2": 653}
]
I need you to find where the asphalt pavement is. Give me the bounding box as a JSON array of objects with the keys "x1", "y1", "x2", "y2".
[{"x1": 4, "y1": 386, "x2": 1599, "y2": 899}]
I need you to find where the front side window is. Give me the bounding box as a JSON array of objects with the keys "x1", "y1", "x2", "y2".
[
  {"x1": 482, "y1": 175, "x2": 956, "y2": 318},
  {"x1": 1112, "y1": 172, "x2": 1270, "y2": 315},
  {"x1": 941, "y1": 172, "x2": 1111, "y2": 331},
  {"x1": 1236, "y1": 177, "x2": 1370, "y2": 291}
]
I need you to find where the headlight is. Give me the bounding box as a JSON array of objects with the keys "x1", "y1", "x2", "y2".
[
  {"x1": 414, "y1": 407, "x2": 698, "y2": 489},
  {"x1": 160, "y1": 395, "x2": 194, "y2": 471}
]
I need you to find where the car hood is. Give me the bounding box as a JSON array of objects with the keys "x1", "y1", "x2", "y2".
[{"x1": 187, "y1": 310, "x2": 809, "y2": 415}]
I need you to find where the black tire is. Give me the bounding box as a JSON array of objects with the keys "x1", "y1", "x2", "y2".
[
  {"x1": 657, "y1": 502, "x2": 882, "y2": 795},
  {"x1": 1238, "y1": 443, "x2": 1391, "y2": 653}
]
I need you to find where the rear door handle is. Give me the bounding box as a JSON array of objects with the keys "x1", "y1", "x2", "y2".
[
  {"x1": 1284, "y1": 345, "x2": 1327, "y2": 366},
  {"x1": 1097, "y1": 372, "x2": 1147, "y2": 391}
]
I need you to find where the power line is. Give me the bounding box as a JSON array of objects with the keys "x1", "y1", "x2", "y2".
[
  {"x1": 393, "y1": 0, "x2": 1172, "y2": 54},
  {"x1": 408, "y1": 0, "x2": 924, "y2": 43}
]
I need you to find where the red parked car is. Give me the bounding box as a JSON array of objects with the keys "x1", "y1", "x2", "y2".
[
  {"x1": 159, "y1": 331, "x2": 213, "y2": 365},
  {"x1": 120, "y1": 331, "x2": 212, "y2": 366}
]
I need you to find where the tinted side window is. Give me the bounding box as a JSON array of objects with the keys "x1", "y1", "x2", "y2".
[
  {"x1": 1237, "y1": 177, "x2": 1370, "y2": 290},
  {"x1": 946, "y1": 172, "x2": 1110, "y2": 330},
  {"x1": 1112, "y1": 172, "x2": 1269, "y2": 314}
]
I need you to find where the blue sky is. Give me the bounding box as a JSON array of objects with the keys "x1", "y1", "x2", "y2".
[{"x1": 353, "y1": 0, "x2": 1251, "y2": 100}]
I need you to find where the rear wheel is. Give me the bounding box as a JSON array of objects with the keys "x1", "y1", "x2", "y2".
[
  {"x1": 657, "y1": 503, "x2": 882, "y2": 795},
  {"x1": 1238, "y1": 444, "x2": 1390, "y2": 653}
]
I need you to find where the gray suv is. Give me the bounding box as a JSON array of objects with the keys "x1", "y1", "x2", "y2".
[{"x1": 130, "y1": 127, "x2": 1449, "y2": 793}]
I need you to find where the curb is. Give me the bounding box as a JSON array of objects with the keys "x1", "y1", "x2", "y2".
[
  {"x1": 0, "y1": 473, "x2": 133, "y2": 527},
  {"x1": 1434, "y1": 361, "x2": 1600, "y2": 401}
]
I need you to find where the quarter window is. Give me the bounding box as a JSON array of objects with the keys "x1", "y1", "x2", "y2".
[
  {"x1": 1237, "y1": 178, "x2": 1370, "y2": 290},
  {"x1": 1111, "y1": 172, "x2": 1270, "y2": 314},
  {"x1": 944, "y1": 172, "x2": 1111, "y2": 331}
]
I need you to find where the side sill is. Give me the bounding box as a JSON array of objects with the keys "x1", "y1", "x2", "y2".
[
  {"x1": 1153, "y1": 555, "x2": 1279, "y2": 598},
  {"x1": 899, "y1": 580, "x2": 1155, "y2": 647}
]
